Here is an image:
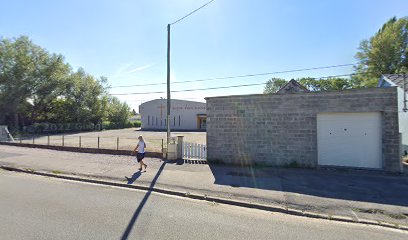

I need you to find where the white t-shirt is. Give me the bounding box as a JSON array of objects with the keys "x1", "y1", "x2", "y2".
[{"x1": 138, "y1": 141, "x2": 146, "y2": 153}]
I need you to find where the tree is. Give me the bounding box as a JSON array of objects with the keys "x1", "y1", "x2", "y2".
[
  {"x1": 354, "y1": 16, "x2": 408, "y2": 87},
  {"x1": 0, "y1": 36, "x2": 131, "y2": 130},
  {"x1": 298, "y1": 77, "x2": 353, "y2": 91},
  {"x1": 106, "y1": 96, "x2": 130, "y2": 126},
  {"x1": 263, "y1": 78, "x2": 287, "y2": 94},
  {"x1": 0, "y1": 36, "x2": 47, "y2": 127},
  {"x1": 29, "y1": 53, "x2": 71, "y2": 123},
  {"x1": 263, "y1": 77, "x2": 354, "y2": 94}
]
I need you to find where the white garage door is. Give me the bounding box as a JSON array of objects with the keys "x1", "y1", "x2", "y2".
[{"x1": 317, "y1": 112, "x2": 382, "y2": 169}]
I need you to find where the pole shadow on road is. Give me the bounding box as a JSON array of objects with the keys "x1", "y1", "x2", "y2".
[{"x1": 120, "y1": 161, "x2": 166, "y2": 240}]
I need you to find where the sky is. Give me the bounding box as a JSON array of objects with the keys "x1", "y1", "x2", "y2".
[{"x1": 1, "y1": 0, "x2": 408, "y2": 111}]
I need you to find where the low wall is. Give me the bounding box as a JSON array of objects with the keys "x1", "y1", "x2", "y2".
[{"x1": 0, "y1": 142, "x2": 163, "y2": 158}]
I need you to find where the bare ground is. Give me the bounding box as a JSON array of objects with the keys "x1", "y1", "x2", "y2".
[{"x1": 18, "y1": 128, "x2": 206, "y2": 152}]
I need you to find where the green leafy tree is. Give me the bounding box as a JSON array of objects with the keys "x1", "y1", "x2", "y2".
[
  {"x1": 30, "y1": 54, "x2": 71, "y2": 123},
  {"x1": 0, "y1": 36, "x2": 32, "y2": 126},
  {"x1": 298, "y1": 77, "x2": 353, "y2": 91},
  {"x1": 263, "y1": 77, "x2": 354, "y2": 94},
  {"x1": 0, "y1": 36, "x2": 130, "y2": 130},
  {"x1": 263, "y1": 78, "x2": 287, "y2": 94},
  {"x1": 58, "y1": 68, "x2": 107, "y2": 123},
  {"x1": 354, "y1": 16, "x2": 408, "y2": 87},
  {"x1": 106, "y1": 96, "x2": 130, "y2": 126}
]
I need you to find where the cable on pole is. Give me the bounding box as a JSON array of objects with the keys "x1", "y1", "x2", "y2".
[
  {"x1": 109, "y1": 71, "x2": 373, "y2": 96},
  {"x1": 170, "y1": 0, "x2": 216, "y2": 26},
  {"x1": 108, "y1": 63, "x2": 356, "y2": 89}
]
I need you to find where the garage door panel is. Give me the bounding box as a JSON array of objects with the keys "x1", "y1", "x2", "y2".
[{"x1": 317, "y1": 112, "x2": 382, "y2": 169}]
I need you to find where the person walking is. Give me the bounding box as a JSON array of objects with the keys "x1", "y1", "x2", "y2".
[{"x1": 132, "y1": 135, "x2": 147, "y2": 172}]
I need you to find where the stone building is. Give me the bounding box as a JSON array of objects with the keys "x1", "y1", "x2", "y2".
[
  {"x1": 378, "y1": 74, "x2": 408, "y2": 155},
  {"x1": 206, "y1": 87, "x2": 405, "y2": 173}
]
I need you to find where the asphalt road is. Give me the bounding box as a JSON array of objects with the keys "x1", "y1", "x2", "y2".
[{"x1": 0, "y1": 170, "x2": 406, "y2": 240}]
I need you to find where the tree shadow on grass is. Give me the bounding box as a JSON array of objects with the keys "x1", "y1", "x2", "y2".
[{"x1": 120, "y1": 161, "x2": 166, "y2": 240}]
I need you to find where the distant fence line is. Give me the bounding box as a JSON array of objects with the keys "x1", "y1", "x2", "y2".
[
  {"x1": 12, "y1": 122, "x2": 140, "y2": 135},
  {"x1": 6, "y1": 135, "x2": 164, "y2": 152}
]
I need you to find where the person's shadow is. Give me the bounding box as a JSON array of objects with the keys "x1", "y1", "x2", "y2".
[{"x1": 125, "y1": 171, "x2": 141, "y2": 184}]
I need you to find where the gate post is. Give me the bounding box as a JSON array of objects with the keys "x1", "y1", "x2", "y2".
[{"x1": 177, "y1": 136, "x2": 184, "y2": 160}]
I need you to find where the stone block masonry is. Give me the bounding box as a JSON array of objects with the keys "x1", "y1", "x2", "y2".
[{"x1": 206, "y1": 87, "x2": 402, "y2": 172}]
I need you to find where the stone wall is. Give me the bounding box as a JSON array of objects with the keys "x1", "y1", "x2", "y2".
[{"x1": 206, "y1": 87, "x2": 402, "y2": 172}]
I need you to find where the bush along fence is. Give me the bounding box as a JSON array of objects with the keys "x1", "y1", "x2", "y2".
[{"x1": 0, "y1": 135, "x2": 163, "y2": 158}]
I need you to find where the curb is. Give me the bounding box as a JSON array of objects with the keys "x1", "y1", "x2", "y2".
[{"x1": 1, "y1": 165, "x2": 407, "y2": 232}]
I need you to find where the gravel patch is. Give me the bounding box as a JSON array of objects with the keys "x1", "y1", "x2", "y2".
[{"x1": 18, "y1": 128, "x2": 206, "y2": 152}]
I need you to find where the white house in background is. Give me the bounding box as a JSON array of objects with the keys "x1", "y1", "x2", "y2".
[
  {"x1": 378, "y1": 74, "x2": 408, "y2": 154},
  {"x1": 139, "y1": 99, "x2": 206, "y2": 131}
]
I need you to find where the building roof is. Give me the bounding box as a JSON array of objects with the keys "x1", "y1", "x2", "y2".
[
  {"x1": 277, "y1": 79, "x2": 310, "y2": 93},
  {"x1": 140, "y1": 98, "x2": 205, "y2": 106},
  {"x1": 379, "y1": 74, "x2": 408, "y2": 92}
]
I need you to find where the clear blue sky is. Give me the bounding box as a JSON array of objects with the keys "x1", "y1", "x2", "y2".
[{"x1": 1, "y1": 0, "x2": 407, "y2": 111}]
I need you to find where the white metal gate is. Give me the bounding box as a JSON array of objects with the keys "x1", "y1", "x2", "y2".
[{"x1": 182, "y1": 142, "x2": 207, "y2": 160}]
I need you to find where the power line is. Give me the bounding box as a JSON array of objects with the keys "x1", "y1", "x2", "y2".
[
  {"x1": 109, "y1": 71, "x2": 369, "y2": 96},
  {"x1": 126, "y1": 97, "x2": 206, "y2": 103},
  {"x1": 108, "y1": 63, "x2": 356, "y2": 88},
  {"x1": 170, "y1": 0, "x2": 216, "y2": 25}
]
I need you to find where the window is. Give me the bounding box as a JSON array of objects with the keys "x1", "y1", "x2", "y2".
[
  {"x1": 156, "y1": 117, "x2": 158, "y2": 126},
  {"x1": 174, "y1": 116, "x2": 176, "y2": 126},
  {"x1": 178, "y1": 115, "x2": 181, "y2": 126},
  {"x1": 161, "y1": 119, "x2": 163, "y2": 126},
  {"x1": 148, "y1": 116, "x2": 150, "y2": 126}
]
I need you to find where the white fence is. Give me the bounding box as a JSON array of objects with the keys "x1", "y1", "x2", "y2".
[{"x1": 182, "y1": 142, "x2": 207, "y2": 160}]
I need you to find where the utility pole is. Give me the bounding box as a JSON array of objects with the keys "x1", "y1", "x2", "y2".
[
  {"x1": 404, "y1": 74, "x2": 407, "y2": 112},
  {"x1": 165, "y1": 0, "x2": 215, "y2": 158},
  {"x1": 167, "y1": 24, "x2": 171, "y2": 153}
]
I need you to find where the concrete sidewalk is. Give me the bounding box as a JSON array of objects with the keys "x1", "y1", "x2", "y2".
[{"x1": 1, "y1": 145, "x2": 408, "y2": 228}]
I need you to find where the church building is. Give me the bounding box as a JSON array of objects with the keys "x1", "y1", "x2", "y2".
[{"x1": 139, "y1": 99, "x2": 206, "y2": 131}]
